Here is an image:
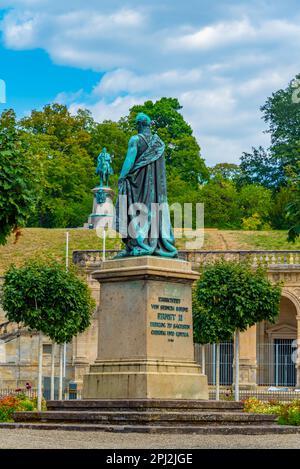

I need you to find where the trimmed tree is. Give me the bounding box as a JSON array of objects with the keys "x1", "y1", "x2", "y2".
[
  {"x1": 193, "y1": 259, "x2": 281, "y2": 401},
  {"x1": 1, "y1": 260, "x2": 95, "y2": 409}
]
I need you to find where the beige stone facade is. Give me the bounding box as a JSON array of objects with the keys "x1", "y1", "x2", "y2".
[{"x1": 0, "y1": 250, "x2": 300, "y2": 393}]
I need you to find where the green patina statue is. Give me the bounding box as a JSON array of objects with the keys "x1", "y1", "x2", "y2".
[
  {"x1": 96, "y1": 147, "x2": 113, "y2": 187},
  {"x1": 115, "y1": 113, "x2": 178, "y2": 258}
]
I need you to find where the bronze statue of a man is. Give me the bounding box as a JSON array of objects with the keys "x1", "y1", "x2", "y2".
[
  {"x1": 115, "y1": 112, "x2": 177, "y2": 258},
  {"x1": 96, "y1": 147, "x2": 113, "y2": 187}
]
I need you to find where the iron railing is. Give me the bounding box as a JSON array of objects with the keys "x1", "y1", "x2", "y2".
[{"x1": 195, "y1": 341, "x2": 298, "y2": 388}]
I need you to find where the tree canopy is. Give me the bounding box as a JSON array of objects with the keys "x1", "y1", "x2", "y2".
[
  {"x1": 193, "y1": 259, "x2": 281, "y2": 344},
  {"x1": 20, "y1": 104, "x2": 96, "y2": 228},
  {"x1": 240, "y1": 76, "x2": 300, "y2": 190},
  {"x1": 1, "y1": 260, "x2": 95, "y2": 343},
  {"x1": 0, "y1": 110, "x2": 37, "y2": 244},
  {"x1": 287, "y1": 170, "x2": 300, "y2": 242}
]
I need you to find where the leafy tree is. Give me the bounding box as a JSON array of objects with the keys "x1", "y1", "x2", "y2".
[
  {"x1": 20, "y1": 104, "x2": 96, "y2": 228},
  {"x1": 1, "y1": 260, "x2": 94, "y2": 408},
  {"x1": 0, "y1": 109, "x2": 37, "y2": 244},
  {"x1": 167, "y1": 172, "x2": 199, "y2": 207},
  {"x1": 287, "y1": 172, "x2": 300, "y2": 242},
  {"x1": 126, "y1": 97, "x2": 193, "y2": 139},
  {"x1": 193, "y1": 259, "x2": 281, "y2": 400},
  {"x1": 89, "y1": 120, "x2": 129, "y2": 176},
  {"x1": 198, "y1": 177, "x2": 241, "y2": 228},
  {"x1": 1, "y1": 260, "x2": 94, "y2": 343},
  {"x1": 210, "y1": 163, "x2": 242, "y2": 182},
  {"x1": 269, "y1": 187, "x2": 295, "y2": 229},
  {"x1": 166, "y1": 135, "x2": 208, "y2": 186},
  {"x1": 238, "y1": 184, "x2": 272, "y2": 222},
  {"x1": 261, "y1": 75, "x2": 300, "y2": 179},
  {"x1": 20, "y1": 104, "x2": 95, "y2": 143},
  {"x1": 239, "y1": 146, "x2": 282, "y2": 189},
  {"x1": 241, "y1": 75, "x2": 300, "y2": 190},
  {"x1": 193, "y1": 260, "x2": 281, "y2": 341}
]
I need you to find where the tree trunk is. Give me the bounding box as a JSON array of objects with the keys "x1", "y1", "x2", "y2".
[
  {"x1": 235, "y1": 330, "x2": 240, "y2": 401},
  {"x1": 63, "y1": 342, "x2": 67, "y2": 379},
  {"x1": 58, "y1": 344, "x2": 63, "y2": 400},
  {"x1": 50, "y1": 342, "x2": 55, "y2": 401},
  {"x1": 37, "y1": 332, "x2": 43, "y2": 411}
]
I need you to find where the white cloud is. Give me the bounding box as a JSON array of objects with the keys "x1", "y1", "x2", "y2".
[
  {"x1": 1, "y1": 1, "x2": 300, "y2": 165},
  {"x1": 237, "y1": 65, "x2": 300, "y2": 97},
  {"x1": 167, "y1": 17, "x2": 300, "y2": 52},
  {"x1": 198, "y1": 132, "x2": 270, "y2": 166},
  {"x1": 93, "y1": 68, "x2": 203, "y2": 97},
  {"x1": 1, "y1": 6, "x2": 146, "y2": 69},
  {"x1": 167, "y1": 18, "x2": 256, "y2": 51},
  {"x1": 69, "y1": 95, "x2": 148, "y2": 123},
  {"x1": 1, "y1": 10, "x2": 40, "y2": 48}
]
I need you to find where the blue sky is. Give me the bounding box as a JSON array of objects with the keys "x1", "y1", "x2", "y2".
[{"x1": 0, "y1": 0, "x2": 300, "y2": 166}]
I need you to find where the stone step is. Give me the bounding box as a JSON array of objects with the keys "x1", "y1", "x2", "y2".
[
  {"x1": 14, "y1": 410, "x2": 276, "y2": 426},
  {"x1": 0, "y1": 422, "x2": 299, "y2": 435},
  {"x1": 47, "y1": 399, "x2": 243, "y2": 412}
]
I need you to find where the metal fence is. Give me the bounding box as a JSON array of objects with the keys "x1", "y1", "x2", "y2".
[
  {"x1": 0, "y1": 388, "x2": 37, "y2": 399},
  {"x1": 209, "y1": 389, "x2": 300, "y2": 402},
  {"x1": 257, "y1": 339, "x2": 297, "y2": 387},
  {"x1": 195, "y1": 342, "x2": 234, "y2": 386},
  {"x1": 0, "y1": 387, "x2": 78, "y2": 400},
  {"x1": 195, "y1": 340, "x2": 298, "y2": 388}
]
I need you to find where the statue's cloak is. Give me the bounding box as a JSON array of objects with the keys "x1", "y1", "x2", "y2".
[{"x1": 115, "y1": 133, "x2": 177, "y2": 257}]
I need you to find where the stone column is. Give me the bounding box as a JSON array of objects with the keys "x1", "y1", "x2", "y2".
[
  {"x1": 83, "y1": 256, "x2": 208, "y2": 399},
  {"x1": 238, "y1": 325, "x2": 257, "y2": 389}
]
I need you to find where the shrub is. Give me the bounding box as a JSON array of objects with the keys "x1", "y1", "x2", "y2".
[
  {"x1": 0, "y1": 396, "x2": 20, "y2": 422},
  {"x1": 243, "y1": 397, "x2": 300, "y2": 425},
  {"x1": 277, "y1": 401, "x2": 300, "y2": 426},
  {"x1": 0, "y1": 393, "x2": 45, "y2": 421},
  {"x1": 19, "y1": 399, "x2": 35, "y2": 412},
  {"x1": 242, "y1": 213, "x2": 263, "y2": 231},
  {"x1": 31, "y1": 396, "x2": 47, "y2": 411},
  {"x1": 243, "y1": 397, "x2": 282, "y2": 414}
]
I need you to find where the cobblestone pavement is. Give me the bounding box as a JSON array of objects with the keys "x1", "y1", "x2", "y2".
[{"x1": 0, "y1": 430, "x2": 299, "y2": 449}]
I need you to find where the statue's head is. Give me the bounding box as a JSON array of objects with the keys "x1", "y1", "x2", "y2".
[
  {"x1": 102, "y1": 147, "x2": 107, "y2": 152},
  {"x1": 135, "y1": 112, "x2": 151, "y2": 131}
]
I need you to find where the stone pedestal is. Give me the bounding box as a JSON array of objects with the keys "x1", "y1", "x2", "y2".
[
  {"x1": 85, "y1": 186, "x2": 114, "y2": 230},
  {"x1": 83, "y1": 257, "x2": 208, "y2": 399}
]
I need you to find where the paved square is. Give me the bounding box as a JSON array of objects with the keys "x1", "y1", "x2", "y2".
[{"x1": 0, "y1": 430, "x2": 299, "y2": 449}]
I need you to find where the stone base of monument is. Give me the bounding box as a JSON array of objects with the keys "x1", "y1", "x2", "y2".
[
  {"x1": 15, "y1": 399, "x2": 294, "y2": 435},
  {"x1": 83, "y1": 360, "x2": 207, "y2": 399},
  {"x1": 82, "y1": 256, "x2": 208, "y2": 400},
  {"x1": 85, "y1": 186, "x2": 114, "y2": 230}
]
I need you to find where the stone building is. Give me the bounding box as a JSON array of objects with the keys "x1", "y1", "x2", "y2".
[{"x1": 0, "y1": 249, "x2": 300, "y2": 393}]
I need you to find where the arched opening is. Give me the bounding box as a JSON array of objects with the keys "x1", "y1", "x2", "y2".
[{"x1": 257, "y1": 295, "x2": 298, "y2": 387}]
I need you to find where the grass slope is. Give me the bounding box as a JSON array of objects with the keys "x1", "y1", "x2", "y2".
[{"x1": 0, "y1": 228, "x2": 299, "y2": 275}]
